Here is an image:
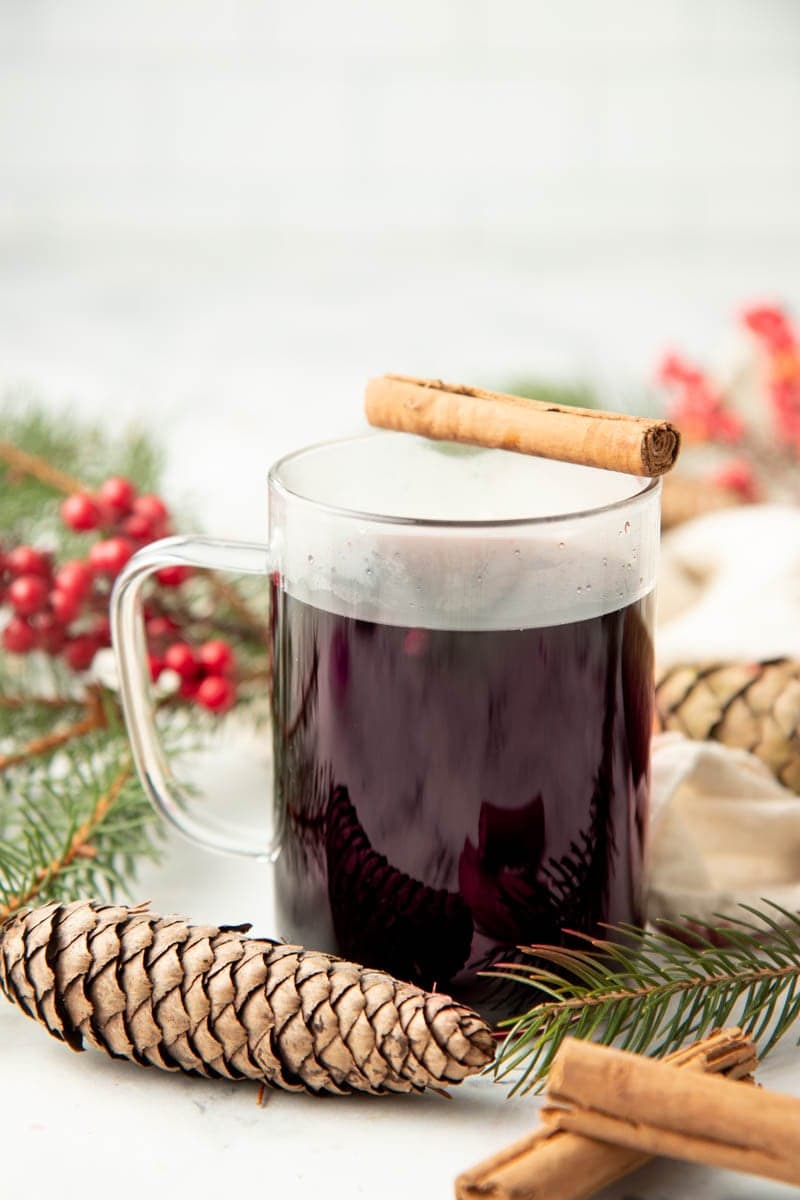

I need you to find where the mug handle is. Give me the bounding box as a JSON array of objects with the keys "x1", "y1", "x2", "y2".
[{"x1": 111, "y1": 534, "x2": 276, "y2": 860}]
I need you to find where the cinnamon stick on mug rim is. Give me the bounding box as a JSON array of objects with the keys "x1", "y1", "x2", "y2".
[
  {"x1": 543, "y1": 1037, "x2": 800, "y2": 1187},
  {"x1": 365, "y1": 374, "x2": 680, "y2": 477},
  {"x1": 454, "y1": 1027, "x2": 757, "y2": 1200}
]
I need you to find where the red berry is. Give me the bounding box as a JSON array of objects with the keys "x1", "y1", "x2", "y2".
[
  {"x1": 146, "y1": 615, "x2": 178, "y2": 641},
  {"x1": 89, "y1": 536, "x2": 134, "y2": 576},
  {"x1": 2, "y1": 616, "x2": 35, "y2": 654},
  {"x1": 179, "y1": 677, "x2": 201, "y2": 700},
  {"x1": 198, "y1": 639, "x2": 235, "y2": 676},
  {"x1": 122, "y1": 512, "x2": 156, "y2": 541},
  {"x1": 99, "y1": 476, "x2": 136, "y2": 514},
  {"x1": 196, "y1": 675, "x2": 236, "y2": 713},
  {"x1": 54, "y1": 559, "x2": 93, "y2": 600},
  {"x1": 148, "y1": 653, "x2": 165, "y2": 682},
  {"x1": 92, "y1": 615, "x2": 112, "y2": 645},
  {"x1": 132, "y1": 494, "x2": 169, "y2": 533},
  {"x1": 33, "y1": 612, "x2": 67, "y2": 654},
  {"x1": 8, "y1": 574, "x2": 49, "y2": 616},
  {"x1": 6, "y1": 545, "x2": 50, "y2": 578},
  {"x1": 156, "y1": 564, "x2": 191, "y2": 587},
  {"x1": 50, "y1": 588, "x2": 80, "y2": 624},
  {"x1": 62, "y1": 635, "x2": 99, "y2": 671},
  {"x1": 714, "y1": 459, "x2": 760, "y2": 502},
  {"x1": 61, "y1": 492, "x2": 102, "y2": 532},
  {"x1": 164, "y1": 641, "x2": 199, "y2": 680}
]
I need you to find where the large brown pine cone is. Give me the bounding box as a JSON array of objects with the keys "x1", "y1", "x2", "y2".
[
  {"x1": 655, "y1": 659, "x2": 800, "y2": 793},
  {"x1": 0, "y1": 899, "x2": 495, "y2": 1096}
]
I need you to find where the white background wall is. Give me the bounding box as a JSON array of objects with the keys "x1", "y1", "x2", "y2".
[{"x1": 1, "y1": 0, "x2": 799, "y2": 535}]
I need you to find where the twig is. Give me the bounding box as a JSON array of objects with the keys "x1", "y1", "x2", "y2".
[
  {"x1": 0, "y1": 758, "x2": 132, "y2": 921},
  {"x1": 0, "y1": 695, "x2": 80, "y2": 711},
  {"x1": 0, "y1": 439, "x2": 85, "y2": 494},
  {"x1": 207, "y1": 575, "x2": 266, "y2": 639},
  {"x1": 0, "y1": 694, "x2": 106, "y2": 772}
]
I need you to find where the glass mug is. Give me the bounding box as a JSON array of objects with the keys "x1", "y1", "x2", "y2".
[{"x1": 111, "y1": 432, "x2": 659, "y2": 1018}]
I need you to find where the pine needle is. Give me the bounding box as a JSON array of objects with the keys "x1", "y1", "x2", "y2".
[{"x1": 493, "y1": 904, "x2": 800, "y2": 1094}]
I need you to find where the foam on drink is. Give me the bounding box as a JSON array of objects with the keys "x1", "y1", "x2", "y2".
[{"x1": 270, "y1": 432, "x2": 659, "y2": 631}]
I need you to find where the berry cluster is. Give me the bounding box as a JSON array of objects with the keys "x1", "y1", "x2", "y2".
[
  {"x1": 657, "y1": 353, "x2": 744, "y2": 444},
  {"x1": 1, "y1": 475, "x2": 238, "y2": 714},
  {"x1": 149, "y1": 637, "x2": 237, "y2": 713},
  {"x1": 1, "y1": 544, "x2": 108, "y2": 668},
  {"x1": 742, "y1": 304, "x2": 800, "y2": 455},
  {"x1": 711, "y1": 458, "x2": 760, "y2": 502},
  {"x1": 60, "y1": 476, "x2": 190, "y2": 585}
]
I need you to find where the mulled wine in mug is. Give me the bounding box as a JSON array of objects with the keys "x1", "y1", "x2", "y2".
[{"x1": 112, "y1": 433, "x2": 658, "y2": 1016}]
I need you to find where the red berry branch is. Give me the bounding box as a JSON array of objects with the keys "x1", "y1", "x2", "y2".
[
  {"x1": 0, "y1": 423, "x2": 269, "y2": 729},
  {"x1": 657, "y1": 353, "x2": 744, "y2": 445},
  {"x1": 655, "y1": 301, "x2": 800, "y2": 521},
  {"x1": 742, "y1": 304, "x2": 800, "y2": 454},
  {"x1": 2, "y1": 472, "x2": 242, "y2": 713}
]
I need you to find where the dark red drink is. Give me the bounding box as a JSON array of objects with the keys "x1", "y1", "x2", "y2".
[{"x1": 270, "y1": 583, "x2": 654, "y2": 1018}]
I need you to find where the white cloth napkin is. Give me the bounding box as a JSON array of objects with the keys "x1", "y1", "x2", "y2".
[
  {"x1": 647, "y1": 732, "x2": 800, "y2": 925},
  {"x1": 646, "y1": 504, "x2": 800, "y2": 926}
]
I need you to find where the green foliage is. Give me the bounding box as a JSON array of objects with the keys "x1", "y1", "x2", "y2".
[
  {"x1": 506, "y1": 376, "x2": 662, "y2": 418},
  {"x1": 505, "y1": 377, "x2": 602, "y2": 411},
  {"x1": 2, "y1": 392, "x2": 164, "y2": 488},
  {"x1": 0, "y1": 722, "x2": 162, "y2": 912},
  {"x1": 494, "y1": 904, "x2": 800, "y2": 1093}
]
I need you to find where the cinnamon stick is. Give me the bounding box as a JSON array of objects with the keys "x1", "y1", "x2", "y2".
[
  {"x1": 545, "y1": 1037, "x2": 800, "y2": 1187},
  {"x1": 365, "y1": 375, "x2": 680, "y2": 477},
  {"x1": 455, "y1": 1028, "x2": 757, "y2": 1200}
]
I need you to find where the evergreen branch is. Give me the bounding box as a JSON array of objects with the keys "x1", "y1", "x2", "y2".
[
  {"x1": 0, "y1": 694, "x2": 106, "y2": 772},
  {"x1": 0, "y1": 438, "x2": 85, "y2": 494},
  {"x1": 493, "y1": 904, "x2": 800, "y2": 1095},
  {"x1": 0, "y1": 757, "x2": 133, "y2": 921}
]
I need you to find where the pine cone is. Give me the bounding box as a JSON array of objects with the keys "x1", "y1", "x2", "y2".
[
  {"x1": 660, "y1": 474, "x2": 742, "y2": 531},
  {"x1": 0, "y1": 899, "x2": 495, "y2": 1096},
  {"x1": 655, "y1": 659, "x2": 800, "y2": 793}
]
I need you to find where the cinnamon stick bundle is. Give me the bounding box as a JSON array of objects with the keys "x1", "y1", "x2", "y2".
[
  {"x1": 365, "y1": 374, "x2": 680, "y2": 477},
  {"x1": 544, "y1": 1038, "x2": 800, "y2": 1187},
  {"x1": 455, "y1": 1028, "x2": 757, "y2": 1200}
]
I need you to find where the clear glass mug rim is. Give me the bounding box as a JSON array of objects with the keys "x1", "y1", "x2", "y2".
[{"x1": 268, "y1": 431, "x2": 662, "y2": 530}]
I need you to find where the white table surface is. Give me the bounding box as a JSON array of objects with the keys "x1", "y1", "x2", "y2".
[{"x1": 2, "y1": 730, "x2": 798, "y2": 1200}]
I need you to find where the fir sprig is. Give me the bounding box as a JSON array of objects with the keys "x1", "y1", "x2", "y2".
[
  {"x1": 0, "y1": 397, "x2": 267, "y2": 920},
  {"x1": 495, "y1": 904, "x2": 800, "y2": 1094},
  {"x1": 0, "y1": 725, "x2": 159, "y2": 919}
]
